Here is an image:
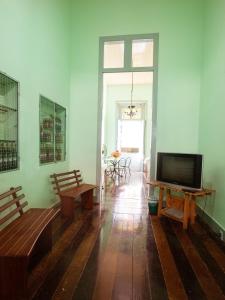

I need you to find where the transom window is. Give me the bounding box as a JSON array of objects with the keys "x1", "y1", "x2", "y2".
[
  {"x1": 101, "y1": 34, "x2": 156, "y2": 71},
  {"x1": 103, "y1": 41, "x2": 124, "y2": 68},
  {"x1": 132, "y1": 39, "x2": 154, "y2": 67}
]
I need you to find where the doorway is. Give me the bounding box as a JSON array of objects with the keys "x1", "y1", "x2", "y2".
[
  {"x1": 97, "y1": 34, "x2": 158, "y2": 197},
  {"x1": 117, "y1": 119, "x2": 145, "y2": 172}
]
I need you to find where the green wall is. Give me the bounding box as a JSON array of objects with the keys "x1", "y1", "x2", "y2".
[
  {"x1": 69, "y1": 0, "x2": 203, "y2": 183},
  {"x1": 2, "y1": 0, "x2": 223, "y2": 231},
  {"x1": 199, "y1": 0, "x2": 225, "y2": 230},
  {"x1": 0, "y1": 0, "x2": 71, "y2": 207}
]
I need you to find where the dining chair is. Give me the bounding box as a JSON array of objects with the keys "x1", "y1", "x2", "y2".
[
  {"x1": 105, "y1": 159, "x2": 114, "y2": 177},
  {"x1": 125, "y1": 157, "x2": 131, "y2": 175},
  {"x1": 111, "y1": 157, "x2": 124, "y2": 176}
]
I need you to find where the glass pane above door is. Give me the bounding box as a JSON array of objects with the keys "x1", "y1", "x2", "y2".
[
  {"x1": 132, "y1": 39, "x2": 154, "y2": 67},
  {"x1": 103, "y1": 41, "x2": 124, "y2": 68}
]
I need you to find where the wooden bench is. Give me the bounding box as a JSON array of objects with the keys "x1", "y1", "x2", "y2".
[
  {"x1": 51, "y1": 170, "x2": 97, "y2": 219},
  {"x1": 0, "y1": 186, "x2": 59, "y2": 300}
]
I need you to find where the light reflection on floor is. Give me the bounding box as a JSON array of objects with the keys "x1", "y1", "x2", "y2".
[{"x1": 103, "y1": 172, "x2": 148, "y2": 216}]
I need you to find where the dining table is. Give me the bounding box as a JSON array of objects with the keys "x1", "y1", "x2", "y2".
[{"x1": 104, "y1": 156, "x2": 123, "y2": 177}]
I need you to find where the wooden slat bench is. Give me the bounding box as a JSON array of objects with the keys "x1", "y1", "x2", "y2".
[
  {"x1": 51, "y1": 170, "x2": 97, "y2": 219},
  {"x1": 0, "y1": 186, "x2": 59, "y2": 300}
]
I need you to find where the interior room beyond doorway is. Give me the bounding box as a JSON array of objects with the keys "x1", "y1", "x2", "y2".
[
  {"x1": 102, "y1": 72, "x2": 153, "y2": 178},
  {"x1": 117, "y1": 119, "x2": 144, "y2": 172}
]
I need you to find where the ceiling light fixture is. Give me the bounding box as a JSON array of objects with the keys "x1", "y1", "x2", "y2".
[{"x1": 124, "y1": 72, "x2": 137, "y2": 119}]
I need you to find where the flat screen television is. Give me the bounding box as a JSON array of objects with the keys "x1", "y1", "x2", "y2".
[{"x1": 156, "y1": 152, "x2": 203, "y2": 190}]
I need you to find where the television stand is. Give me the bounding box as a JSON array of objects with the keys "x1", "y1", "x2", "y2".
[{"x1": 148, "y1": 181, "x2": 214, "y2": 229}]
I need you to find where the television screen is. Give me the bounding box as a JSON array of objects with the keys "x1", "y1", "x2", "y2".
[{"x1": 156, "y1": 152, "x2": 203, "y2": 190}]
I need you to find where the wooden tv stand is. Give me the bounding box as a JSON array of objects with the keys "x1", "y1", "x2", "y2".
[{"x1": 148, "y1": 181, "x2": 215, "y2": 229}]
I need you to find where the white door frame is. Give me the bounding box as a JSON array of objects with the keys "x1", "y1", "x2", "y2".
[{"x1": 96, "y1": 33, "x2": 159, "y2": 198}]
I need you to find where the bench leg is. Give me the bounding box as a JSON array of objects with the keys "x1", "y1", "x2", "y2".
[
  {"x1": 28, "y1": 223, "x2": 53, "y2": 271},
  {"x1": 0, "y1": 257, "x2": 28, "y2": 300},
  {"x1": 38, "y1": 223, "x2": 52, "y2": 253},
  {"x1": 81, "y1": 190, "x2": 94, "y2": 210},
  {"x1": 60, "y1": 195, "x2": 74, "y2": 219}
]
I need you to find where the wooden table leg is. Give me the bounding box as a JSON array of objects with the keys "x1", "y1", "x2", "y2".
[
  {"x1": 166, "y1": 188, "x2": 171, "y2": 207},
  {"x1": 81, "y1": 190, "x2": 94, "y2": 210},
  {"x1": 183, "y1": 193, "x2": 190, "y2": 230},
  {"x1": 190, "y1": 197, "x2": 196, "y2": 225},
  {"x1": 157, "y1": 187, "x2": 164, "y2": 217}
]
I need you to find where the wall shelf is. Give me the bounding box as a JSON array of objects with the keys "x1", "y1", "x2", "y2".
[
  {"x1": 39, "y1": 96, "x2": 66, "y2": 164},
  {"x1": 0, "y1": 104, "x2": 17, "y2": 113},
  {"x1": 160, "y1": 207, "x2": 184, "y2": 222},
  {"x1": 0, "y1": 72, "x2": 18, "y2": 172}
]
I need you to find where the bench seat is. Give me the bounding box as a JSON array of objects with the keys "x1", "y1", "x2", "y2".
[
  {"x1": 51, "y1": 170, "x2": 97, "y2": 219},
  {"x1": 59, "y1": 183, "x2": 96, "y2": 199},
  {"x1": 0, "y1": 208, "x2": 58, "y2": 257},
  {"x1": 0, "y1": 187, "x2": 59, "y2": 300}
]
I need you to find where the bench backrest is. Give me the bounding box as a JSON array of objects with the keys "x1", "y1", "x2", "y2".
[
  {"x1": 0, "y1": 186, "x2": 28, "y2": 227},
  {"x1": 50, "y1": 170, "x2": 83, "y2": 194}
]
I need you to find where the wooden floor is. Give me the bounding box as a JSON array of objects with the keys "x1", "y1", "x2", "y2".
[{"x1": 29, "y1": 172, "x2": 225, "y2": 300}]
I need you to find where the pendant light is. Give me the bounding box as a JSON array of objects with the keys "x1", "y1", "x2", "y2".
[{"x1": 125, "y1": 72, "x2": 137, "y2": 119}]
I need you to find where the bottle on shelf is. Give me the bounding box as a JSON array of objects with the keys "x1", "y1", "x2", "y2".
[
  {"x1": 2, "y1": 142, "x2": 7, "y2": 171},
  {"x1": 42, "y1": 117, "x2": 53, "y2": 129},
  {"x1": 55, "y1": 133, "x2": 63, "y2": 143},
  {"x1": 6, "y1": 141, "x2": 10, "y2": 170},
  {"x1": 40, "y1": 126, "x2": 44, "y2": 142},
  {"x1": 49, "y1": 115, "x2": 54, "y2": 129},
  {"x1": 40, "y1": 144, "x2": 44, "y2": 163},
  {"x1": 40, "y1": 108, "x2": 65, "y2": 164},
  {"x1": 0, "y1": 142, "x2": 3, "y2": 171},
  {"x1": 55, "y1": 118, "x2": 62, "y2": 132},
  {"x1": 55, "y1": 146, "x2": 62, "y2": 161},
  {"x1": 12, "y1": 141, "x2": 17, "y2": 169},
  {"x1": 0, "y1": 140, "x2": 17, "y2": 171}
]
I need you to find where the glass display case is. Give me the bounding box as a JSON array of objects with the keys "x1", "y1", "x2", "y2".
[
  {"x1": 0, "y1": 72, "x2": 18, "y2": 172},
  {"x1": 55, "y1": 104, "x2": 66, "y2": 162},
  {"x1": 40, "y1": 96, "x2": 66, "y2": 164}
]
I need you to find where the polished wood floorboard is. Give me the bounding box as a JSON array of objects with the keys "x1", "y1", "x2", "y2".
[
  {"x1": 29, "y1": 172, "x2": 225, "y2": 300},
  {"x1": 151, "y1": 217, "x2": 187, "y2": 300}
]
